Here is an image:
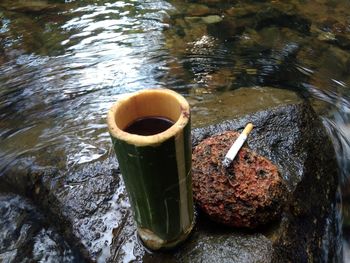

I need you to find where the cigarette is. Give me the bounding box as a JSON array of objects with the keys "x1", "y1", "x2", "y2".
[{"x1": 222, "y1": 123, "x2": 254, "y2": 168}]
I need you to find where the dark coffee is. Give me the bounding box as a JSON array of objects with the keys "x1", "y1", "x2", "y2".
[{"x1": 124, "y1": 116, "x2": 174, "y2": 136}]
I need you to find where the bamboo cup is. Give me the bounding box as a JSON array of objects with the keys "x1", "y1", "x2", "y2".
[{"x1": 107, "y1": 89, "x2": 194, "y2": 250}]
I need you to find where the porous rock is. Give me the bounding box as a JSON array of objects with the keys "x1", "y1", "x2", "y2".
[{"x1": 192, "y1": 131, "x2": 287, "y2": 228}]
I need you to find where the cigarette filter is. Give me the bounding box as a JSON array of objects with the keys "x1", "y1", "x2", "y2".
[{"x1": 222, "y1": 123, "x2": 254, "y2": 168}]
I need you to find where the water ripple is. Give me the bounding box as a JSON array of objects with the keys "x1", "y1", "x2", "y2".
[{"x1": 0, "y1": 0, "x2": 173, "y2": 171}]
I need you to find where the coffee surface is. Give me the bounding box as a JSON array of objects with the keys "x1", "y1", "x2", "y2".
[{"x1": 124, "y1": 116, "x2": 174, "y2": 136}]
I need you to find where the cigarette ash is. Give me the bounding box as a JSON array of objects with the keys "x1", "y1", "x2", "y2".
[{"x1": 192, "y1": 131, "x2": 287, "y2": 228}]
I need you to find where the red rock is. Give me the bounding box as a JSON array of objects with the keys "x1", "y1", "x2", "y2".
[{"x1": 192, "y1": 131, "x2": 287, "y2": 228}]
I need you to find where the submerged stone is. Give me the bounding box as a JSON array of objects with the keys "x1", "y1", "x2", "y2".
[
  {"x1": 202, "y1": 15, "x2": 223, "y2": 24},
  {"x1": 0, "y1": 0, "x2": 69, "y2": 13},
  {"x1": 318, "y1": 31, "x2": 336, "y2": 41},
  {"x1": 186, "y1": 4, "x2": 211, "y2": 17},
  {"x1": 208, "y1": 5, "x2": 311, "y2": 41},
  {"x1": 253, "y1": 7, "x2": 311, "y2": 34}
]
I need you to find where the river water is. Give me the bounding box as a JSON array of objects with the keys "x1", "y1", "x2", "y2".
[{"x1": 0, "y1": 0, "x2": 350, "y2": 261}]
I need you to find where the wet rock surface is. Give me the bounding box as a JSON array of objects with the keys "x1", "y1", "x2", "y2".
[
  {"x1": 0, "y1": 101, "x2": 341, "y2": 262},
  {"x1": 0, "y1": 193, "x2": 83, "y2": 262},
  {"x1": 0, "y1": 157, "x2": 131, "y2": 262},
  {"x1": 30, "y1": 157, "x2": 129, "y2": 262},
  {"x1": 176, "y1": 224, "x2": 273, "y2": 263},
  {"x1": 192, "y1": 131, "x2": 286, "y2": 228}
]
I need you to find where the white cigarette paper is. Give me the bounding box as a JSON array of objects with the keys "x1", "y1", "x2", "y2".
[{"x1": 222, "y1": 123, "x2": 254, "y2": 168}]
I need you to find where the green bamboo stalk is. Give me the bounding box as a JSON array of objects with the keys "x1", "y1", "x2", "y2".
[{"x1": 107, "y1": 89, "x2": 194, "y2": 250}]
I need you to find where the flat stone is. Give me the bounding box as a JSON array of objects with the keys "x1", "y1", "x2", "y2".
[{"x1": 202, "y1": 15, "x2": 223, "y2": 24}]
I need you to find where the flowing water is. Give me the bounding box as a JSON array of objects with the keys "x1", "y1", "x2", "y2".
[{"x1": 1, "y1": 0, "x2": 350, "y2": 261}]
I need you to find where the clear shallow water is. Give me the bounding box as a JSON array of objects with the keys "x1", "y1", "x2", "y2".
[
  {"x1": 0, "y1": 0, "x2": 175, "y2": 171},
  {"x1": 1, "y1": 0, "x2": 350, "y2": 261}
]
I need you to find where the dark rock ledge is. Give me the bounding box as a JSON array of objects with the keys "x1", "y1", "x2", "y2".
[{"x1": 0, "y1": 102, "x2": 341, "y2": 262}]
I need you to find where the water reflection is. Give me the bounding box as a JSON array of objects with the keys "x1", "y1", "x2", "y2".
[{"x1": 0, "y1": 0, "x2": 174, "y2": 172}]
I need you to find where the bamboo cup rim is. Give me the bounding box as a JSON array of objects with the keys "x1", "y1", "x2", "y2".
[{"x1": 107, "y1": 88, "x2": 190, "y2": 147}]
